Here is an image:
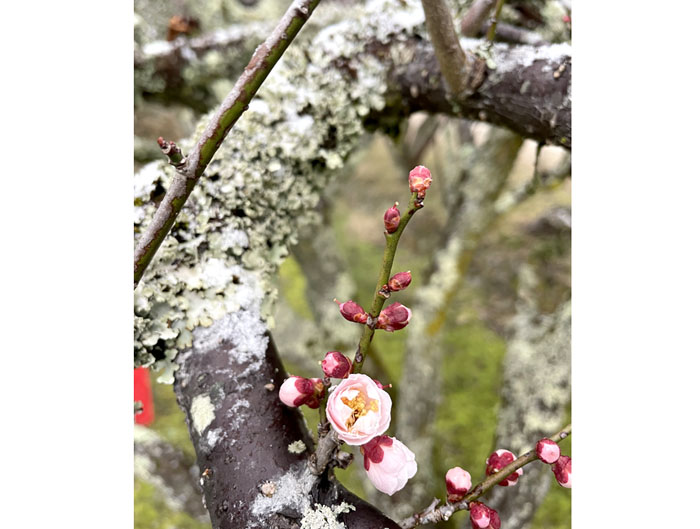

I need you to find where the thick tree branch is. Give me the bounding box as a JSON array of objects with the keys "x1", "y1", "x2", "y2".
[
  {"x1": 136, "y1": 7, "x2": 570, "y2": 149},
  {"x1": 172, "y1": 270, "x2": 399, "y2": 528},
  {"x1": 134, "y1": 0, "x2": 322, "y2": 287}
]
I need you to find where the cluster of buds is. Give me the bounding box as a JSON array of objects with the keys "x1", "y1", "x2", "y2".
[
  {"x1": 485, "y1": 449, "x2": 523, "y2": 487},
  {"x1": 469, "y1": 502, "x2": 501, "y2": 529},
  {"x1": 445, "y1": 466, "x2": 472, "y2": 502},
  {"x1": 278, "y1": 376, "x2": 325, "y2": 409},
  {"x1": 535, "y1": 438, "x2": 571, "y2": 488}
]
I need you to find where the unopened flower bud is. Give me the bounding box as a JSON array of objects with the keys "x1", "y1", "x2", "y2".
[
  {"x1": 377, "y1": 302, "x2": 412, "y2": 332},
  {"x1": 303, "y1": 378, "x2": 326, "y2": 409},
  {"x1": 373, "y1": 379, "x2": 392, "y2": 390},
  {"x1": 384, "y1": 203, "x2": 401, "y2": 233},
  {"x1": 278, "y1": 376, "x2": 315, "y2": 407},
  {"x1": 387, "y1": 271, "x2": 412, "y2": 292},
  {"x1": 362, "y1": 435, "x2": 417, "y2": 495},
  {"x1": 552, "y1": 455, "x2": 571, "y2": 488},
  {"x1": 536, "y1": 438, "x2": 561, "y2": 464},
  {"x1": 446, "y1": 466, "x2": 472, "y2": 502},
  {"x1": 321, "y1": 351, "x2": 352, "y2": 379},
  {"x1": 408, "y1": 165, "x2": 432, "y2": 195},
  {"x1": 335, "y1": 299, "x2": 368, "y2": 324},
  {"x1": 485, "y1": 449, "x2": 523, "y2": 486},
  {"x1": 470, "y1": 502, "x2": 491, "y2": 529},
  {"x1": 487, "y1": 507, "x2": 501, "y2": 529}
]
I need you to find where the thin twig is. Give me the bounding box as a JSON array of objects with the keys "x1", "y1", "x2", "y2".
[
  {"x1": 485, "y1": 0, "x2": 507, "y2": 45},
  {"x1": 420, "y1": 0, "x2": 484, "y2": 97},
  {"x1": 134, "y1": 0, "x2": 322, "y2": 288},
  {"x1": 352, "y1": 192, "x2": 425, "y2": 372},
  {"x1": 398, "y1": 424, "x2": 572, "y2": 528},
  {"x1": 460, "y1": 0, "x2": 498, "y2": 37}
]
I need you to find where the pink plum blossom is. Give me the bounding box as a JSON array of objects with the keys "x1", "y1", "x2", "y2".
[
  {"x1": 536, "y1": 438, "x2": 561, "y2": 464},
  {"x1": 362, "y1": 435, "x2": 417, "y2": 495},
  {"x1": 326, "y1": 374, "x2": 392, "y2": 445},
  {"x1": 445, "y1": 466, "x2": 472, "y2": 502}
]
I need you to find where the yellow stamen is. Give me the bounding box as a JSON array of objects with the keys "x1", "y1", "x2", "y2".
[{"x1": 341, "y1": 393, "x2": 379, "y2": 429}]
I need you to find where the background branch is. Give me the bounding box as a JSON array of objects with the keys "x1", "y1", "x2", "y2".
[{"x1": 134, "y1": 0, "x2": 322, "y2": 287}]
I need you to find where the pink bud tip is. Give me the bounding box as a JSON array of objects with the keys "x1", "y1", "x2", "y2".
[
  {"x1": 469, "y1": 502, "x2": 491, "y2": 529},
  {"x1": 278, "y1": 376, "x2": 315, "y2": 407},
  {"x1": 536, "y1": 438, "x2": 561, "y2": 464},
  {"x1": 384, "y1": 204, "x2": 401, "y2": 233},
  {"x1": 486, "y1": 449, "x2": 522, "y2": 486},
  {"x1": 335, "y1": 299, "x2": 368, "y2": 324},
  {"x1": 552, "y1": 455, "x2": 571, "y2": 488},
  {"x1": 446, "y1": 467, "x2": 472, "y2": 502},
  {"x1": 321, "y1": 351, "x2": 352, "y2": 379},
  {"x1": 388, "y1": 271, "x2": 412, "y2": 292},
  {"x1": 377, "y1": 302, "x2": 412, "y2": 332},
  {"x1": 408, "y1": 165, "x2": 432, "y2": 194}
]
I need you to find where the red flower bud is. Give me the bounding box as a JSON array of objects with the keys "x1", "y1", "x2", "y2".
[
  {"x1": 408, "y1": 165, "x2": 432, "y2": 195},
  {"x1": 469, "y1": 502, "x2": 491, "y2": 529},
  {"x1": 487, "y1": 507, "x2": 501, "y2": 529},
  {"x1": 377, "y1": 302, "x2": 412, "y2": 332},
  {"x1": 552, "y1": 455, "x2": 571, "y2": 488},
  {"x1": 335, "y1": 299, "x2": 368, "y2": 324},
  {"x1": 485, "y1": 449, "x2": 523, "y2": 486},
  {"x1": 321, "y1": 351, "x2": 352, "y2": 379},
  {"x1": 446, "y1": 466, "x2": 472, "y2": 502},
  {"x1": 278, "y1": 376, "x2": 315, "y2": 407},
  {"x1": 384, "y1": 203, "x2": 401, "y2": 233},
  {"x1": 387, "y1": 271, "x2": 412, "y2": 292},
  {"x1": 536, "y1": 438, "x2": 561, "y2": 464}
]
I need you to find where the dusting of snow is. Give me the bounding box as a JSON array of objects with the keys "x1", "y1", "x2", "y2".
[
  {"x1": 250, "y1": 462, "x2": 317, "y2": 520},
  {"x1": 300, "y1": 502, "x2": 355, "y2": 529}
]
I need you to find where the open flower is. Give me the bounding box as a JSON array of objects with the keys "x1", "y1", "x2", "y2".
[
  {"x1": 326, "y1": 373, "x2": 391, "y2": 445},
  {"x1": 362, "y1": 435, "x2": 417, "y2": 495}
]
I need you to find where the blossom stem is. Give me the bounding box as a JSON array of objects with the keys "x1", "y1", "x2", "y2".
[
  {"x1": 352, "y1": 192, "x2": 424, "y2": 372},
  {"x1": 398, "y1": 424, "x2": 572, "y2": 528}
]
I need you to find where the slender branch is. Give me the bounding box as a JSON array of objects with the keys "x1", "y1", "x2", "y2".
[
  {"x1": 134, "y1": 0, "x2": 322, "y2": 287},
  {"x1": 460, "y1": 0, "x2": 497, "y2": 37},
  {"x1": 486, "y1": 0, "x2": 507, "y2": 45},
  {"x1": 398, "y1": 424, "x2": 572, "y2": 528},
  {"x1": 420, "y1": 0, "x2": 485, "y2": 97},
  {"x1": 352, "y1": 192, "x2": 425, "y2": 372}
]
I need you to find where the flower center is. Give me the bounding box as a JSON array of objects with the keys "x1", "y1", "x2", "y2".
[{"x1": 341, "y1": 392, "x2": 379, "y2": 429}]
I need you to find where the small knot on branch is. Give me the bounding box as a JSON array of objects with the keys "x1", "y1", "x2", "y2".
[{"x1": 157, "y1": 136, "x2": 185, "y2": 167}]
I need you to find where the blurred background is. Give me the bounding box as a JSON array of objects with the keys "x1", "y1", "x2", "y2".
[{"x1": 134, "y1": 1, "x2": 571, "y2": 528}]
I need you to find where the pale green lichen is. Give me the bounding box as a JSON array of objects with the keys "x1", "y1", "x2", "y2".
[
  {"x1": 300, "y1": 502, "x2": 355, "y2": 529},
  {"x1": 287, "y1": 439, "x2": 307, "y2": 454},
  {"x1": 190, "y1": 394, "x2": 216, "y2": 434},
  {"x1": 134, "y1": 0, "x2": 429, "y2": 378}
]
